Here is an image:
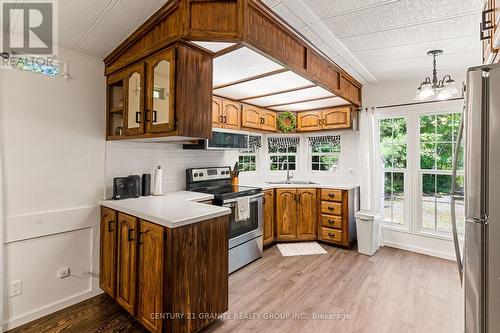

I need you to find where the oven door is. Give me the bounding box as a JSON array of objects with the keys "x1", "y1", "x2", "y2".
[{"x1": 223, "y1": 193, "x2": 263, "y2": 249}]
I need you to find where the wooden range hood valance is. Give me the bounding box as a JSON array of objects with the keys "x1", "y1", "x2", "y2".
[{"x1": 104, "y1": 0, "x2": 362, "y2": 107}]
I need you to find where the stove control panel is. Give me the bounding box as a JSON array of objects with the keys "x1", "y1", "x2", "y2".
[{"x1": 187, "y1": 167, "x2": 231, "y2": 182}]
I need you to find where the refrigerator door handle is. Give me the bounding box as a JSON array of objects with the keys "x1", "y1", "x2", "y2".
[{"x1": 451, "y1": 106, "x2": 465, "y2": 284}]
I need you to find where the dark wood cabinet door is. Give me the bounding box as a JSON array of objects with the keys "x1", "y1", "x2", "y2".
[
  {"x1": 322, "y1": 106, "x2": 351, "y2": 129},
  {"x1": 212, "y1": 96, "x2": 224, "y2": 128},
  {"x1": 275, "y1": 189, "x2": 297, "y2": 240},
  {"x1": 145, "y1": 48, "x2": 175, "y2": 133},
  {"x1": 222, "y1": 99, "x2": 241, "y2": 130},
  {"x1": 123, "y1": 63, "x2": 146, "y2": 136},
  {"x1": 100, "y1": 207, "x2": 117, "y2": 297},
  {"x1": 297, "y1": 111, "x2": 322, "y2": 131},
  {"x1": 116, "y1": 212, "x2": 138, "y2": 315},
  {"x1": 297, "y1": 189, "x2": 317, "y2": 240},
  {"x1": 137, "y1": 220, "x2": 164, "y2": 333},
  {"x1": 263, "y1": 190, "x2": 275, "y2": 246}
]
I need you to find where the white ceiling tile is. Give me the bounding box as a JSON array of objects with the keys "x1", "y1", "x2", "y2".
[
  {"x1": 271, "y1": 96, "x2": 349, "y2": 111},
  {"x1": 75, "y1": 0, "x2": 166, "y2": 58},
  {"x1": 272, "y1": 3, "x2": 306, "y2": 29},
  {"x1": 244, "y1": 86, "x2": 334, "y2": 107},
  {"x1": 214, "y1": 71, "x2": 313, "y2": 100},
  {"x1": 213, "y1": 47, "x2": 283, "y2": 86},
  {"x1": 302, "y1": 0, "x2": 396, "y2": 19},
  {"x1": 262, "y1": 0, "x2": 281, "y2": 8},
  {"x1": 191, "y1": 41, "x2": 237, "y2": 53},
  {"x1": 298, "y1": 26, "x2": 324, "y2": 46}
]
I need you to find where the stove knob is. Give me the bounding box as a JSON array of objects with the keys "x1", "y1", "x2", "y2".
[
  {"x1": 200, "y1": 172, "x2": 204, "y2": 177},
  {"x1": 194, "y1": 173, "x2": 198, "y2": 177}
]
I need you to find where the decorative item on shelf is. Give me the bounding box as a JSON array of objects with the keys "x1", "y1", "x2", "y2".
[
  {"x1": 277, "y1": 111, "x2": 297, "y2": 133},
  {"x1": 415, "y1": 50, "x2": 459, "y2": 101},
  {"x1": 114, "y1": 126, "x2": 124, "y2": 136}
]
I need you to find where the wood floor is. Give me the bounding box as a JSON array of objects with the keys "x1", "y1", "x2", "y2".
[{"x1": 7, "y1": 245, "x2": 463, "y2": 333}]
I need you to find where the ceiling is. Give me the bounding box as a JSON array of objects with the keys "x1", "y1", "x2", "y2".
[
  {"x1": 263, "y1": 0, "x2": 484, "y2": 84},
  {"x1": 5, "y1": 0, "x2": 484, "y2": 84}
]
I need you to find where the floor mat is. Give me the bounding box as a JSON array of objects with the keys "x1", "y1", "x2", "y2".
[{"x1": 277, "y1": 242, "x2": 327, "y2": 256}]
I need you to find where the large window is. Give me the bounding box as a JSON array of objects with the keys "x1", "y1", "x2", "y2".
[
  {"x1": 268, "y1": 137, "x2": 299, "y2": 171},
  {"x1": 379, "y1": 117, "x2": 407, "y2": 225},
  {"x1": 309, "y1": 136, "x2": 341, "y2": 171},
  {"x1": 419, "y1": 113, "x2": 464, "y2": 234}
]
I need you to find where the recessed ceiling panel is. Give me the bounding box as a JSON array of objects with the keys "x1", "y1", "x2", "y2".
[
  {"x1": 213, "y1": 47, "x2": 284, "y2": 87},
  {"x1": 244, "y1": 86, "x2": 334, "y2": 107},
  {"x1": 214, "y1": 71, "x2": 313, "y2": 100},
  {"x1": 191, "y1": 41, "x2": 237, "y2": 53},
  {"x1": 271, "y1": 97, "x2": 349, "y2": 112}
]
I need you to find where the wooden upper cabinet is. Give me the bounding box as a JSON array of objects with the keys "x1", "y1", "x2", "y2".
[
  {"x1": 116, "y1": 212, "x2": 138, "y2": 315},
  {"x1": 120, "y1": 63, "x2": 145, "y2": 136},
  {"x1": 263, "y1": 189, "x2": 275, "y2": 246},
  {"x1": 261, "y1": 110, "x2": 277, "y2": 132},
  {"x1": 222, "y1": 99, "x2": 241, "y2": 130},
  {"x1": 322, "y1": 106, "x2": 351, "y2": 129},
  {"x1": 241, "y1": 104, "x2": 263, "y2": 130},
  {"x1": 296, "y1": 189, "x2": 317, "y2": 240},
  {"x1": 137, "y1": 220, "x2": 164, "y2": 333},
  {"x1": 275, "y1": 189, "x2": 297, "y2": 240},
  {"x1": 212, "y1": 97, "x2": 224, "y2": 128},
  {"x1": 146, "y1": 48, "x2": 175, "y2": 133},
  {"x1": 100, "y1": 207, "x2": 117, "y2": 297},
  {"x1": 297, "y1": 107, "x2": 351, "y2": 132},
  {"x1": 297, "y1": 111, "x2": 322, "y2": 131}
]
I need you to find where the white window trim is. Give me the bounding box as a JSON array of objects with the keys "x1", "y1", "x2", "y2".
[
  {"x1": 306, "y1": 135, "x2": 341, "y2": 174},
  {"x1": 238, "y1": 152, "x2": 258, "y2": 174},
  {"x1": 266, "y1": 135, "x2": 299, "y2": 172}
]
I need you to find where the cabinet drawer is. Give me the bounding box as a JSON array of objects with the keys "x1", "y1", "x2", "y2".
[
  {"x1": 321, "y1": 189, "x2": 342, "y2": 202},
  {"x1": 321, "y1": 202, "x2": 342, "y2": 215},
  {"x1": 321, "y1": 228, "x2": 342, "y2": 243},
  {"x1": 321, "y1": 215, "x2": 342, "y2": 229}
]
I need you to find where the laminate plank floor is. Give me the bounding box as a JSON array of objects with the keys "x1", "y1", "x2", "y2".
[{"x1": 8, "y1": 245, "x2": 463, "y2": 333}]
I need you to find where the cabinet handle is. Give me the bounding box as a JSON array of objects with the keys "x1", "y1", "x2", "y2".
[
  {"x1": 328, "y1": 232, "x2": 335, "y2": 238},
  {"x1": 127, "y1": 228, "x2": 135, "y2": 242},
  {"x1": 220, "y1": 115, "x2": 224, "y2": 123},
  {"x1": 138, "y1": 230, "x2": 150, "y2": 245},
  {"x1": 152, "y1": 110, "x2": 157, "y2": 123},
  {"x1": 328, "y1": 220, "x2": 334, "y2": 224},
  {"x1": 135, "y1": 112, "x2": 142, "y2": 123},
  {"x1": 223, "y1": 115, "x2": 227, "y2": 123},
  {"x1": 108, "y1": 220, "x2": 114, "y2": 232},
  {"x1": 328, "y1": 193, "x2": 335, "y2": 198},
  {"x1": 328, "y1": 206, "x2": 334, "y2": 211},
  {"x1": 263, "y1": 197, "x2": 266, "y2": 204}
]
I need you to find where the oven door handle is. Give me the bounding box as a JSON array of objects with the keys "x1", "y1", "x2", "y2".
[{"x1": 222, "y1": 193, "x2": 263, "y2": 205}]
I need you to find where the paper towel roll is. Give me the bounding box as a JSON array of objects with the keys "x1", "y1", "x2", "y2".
[{"x1": 153, "y1": 166, "x2": 162, "y2": 195}]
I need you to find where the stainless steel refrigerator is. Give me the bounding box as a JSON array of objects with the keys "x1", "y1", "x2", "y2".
[{"x1": 451, "y1": 63, "x2": 500, "y2": 333}]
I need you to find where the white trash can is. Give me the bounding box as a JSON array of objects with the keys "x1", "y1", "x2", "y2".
[{"x1": 355, "y1": 210, "x2": 381, "y2": 256}]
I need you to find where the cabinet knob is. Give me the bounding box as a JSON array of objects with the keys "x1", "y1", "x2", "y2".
[
  {"x1": 328, "y1": 206, "x2": 334, "y2": 211},
  {"x1": 328, "y1": 193, "x2": 335, "y2": 198},
  {"x1": 328, "y1": 232, "x2": 335, "y2": 238},
  {"x1": 328, "y1": 220, "x2": 334, "y2": 224}
]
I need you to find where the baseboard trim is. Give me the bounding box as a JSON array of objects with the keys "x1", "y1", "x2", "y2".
[
  {"x1": 382, "y1": 240, "x2": 456, "y2": 261},
  {"x1": 3, "y1": 288, "x2": 103, "y2": 331}
]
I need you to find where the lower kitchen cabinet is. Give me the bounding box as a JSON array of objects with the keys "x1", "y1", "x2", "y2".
[
  {"x1": 263, "y1": 189, "x2": 275, "y2": 246},
  {"x1": 116, "y1": 212, "x2": 138, "y2": 315},
  {"x1": 275, "y1": 188, "x2": 316, "y2": 241},
  {"x1": 100, "y1": 207, "x2": 117, "y2": 297},
  {"x1": 100, "y1": 208, "x2": 230, "y2": 333},
  {"x1": 271, "y1": 187, "x2": 358, "y2": 247}
]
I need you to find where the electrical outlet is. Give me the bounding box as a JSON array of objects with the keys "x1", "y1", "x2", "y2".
[
  {"x1": 9, "y1": 279, "x2": 22, "y2": 297},
  {"x1": 58, "y1": 267, "x2": 70, "y2": 279}
]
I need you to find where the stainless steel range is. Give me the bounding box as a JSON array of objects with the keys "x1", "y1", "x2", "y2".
[{"x1": 186, "y1": 167, "x2": 263, "y2": 273}]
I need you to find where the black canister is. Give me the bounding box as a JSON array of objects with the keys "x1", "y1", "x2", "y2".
[{"x1": 142, "y1": 174, "x2": 151, "y2": 196}]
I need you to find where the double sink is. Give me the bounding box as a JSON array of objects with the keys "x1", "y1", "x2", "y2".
[{"x1": 266, "y1": 180, "x2": 319, "y2": 185}]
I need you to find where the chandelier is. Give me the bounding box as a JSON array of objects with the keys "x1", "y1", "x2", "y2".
[{"x1": 415, "y1": 50, "x2": 459, "y2": 101}]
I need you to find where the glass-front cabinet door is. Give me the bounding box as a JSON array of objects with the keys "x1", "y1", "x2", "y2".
[
  {"x1": 124, "y1": 63, "x2": 145, "y2": 136},
  {"x1": 146, "y1": 48, "x2": 175, "y2": 133}
]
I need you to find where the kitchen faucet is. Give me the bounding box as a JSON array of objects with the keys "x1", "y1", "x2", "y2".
[{"x1": 281, "y1": 159, "x2": 294, "y2": 182}]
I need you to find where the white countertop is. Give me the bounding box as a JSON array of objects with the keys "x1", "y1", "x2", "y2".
[
  {"x1": 100, "y1": 191, "x2": 230, "y2": 228},
  {"x1": 240, "y1": 181, "x2": 359, "y2": 191}
]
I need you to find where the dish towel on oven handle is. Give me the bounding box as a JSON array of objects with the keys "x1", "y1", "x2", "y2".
[{"x1": 235, "y1": 196, "x2": 250, "y2": 222}]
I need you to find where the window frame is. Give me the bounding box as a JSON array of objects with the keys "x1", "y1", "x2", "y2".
[
  {"x1": 267, "y1": 136, "x2": 299, "y2": 172},
  {"x1": 307, "y1": 136, "x2": 341, "y2": 173},
  {"x1": 378, "y1": 115, "x2": 410, "y2": 230},
  {"x1": 238, "y1": 152, "x2": 257, "y2": 173}
]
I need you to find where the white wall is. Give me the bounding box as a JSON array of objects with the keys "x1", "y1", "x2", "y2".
[
  {"x1": 362, "y1": 80, "x2": 465, "y2": 260},
  {"x1": 104, "y1": 130, "x2": 361, "y2": 197},
  {"x1": 0, "y1": 49, "x2": 105, "y2": 330}
]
